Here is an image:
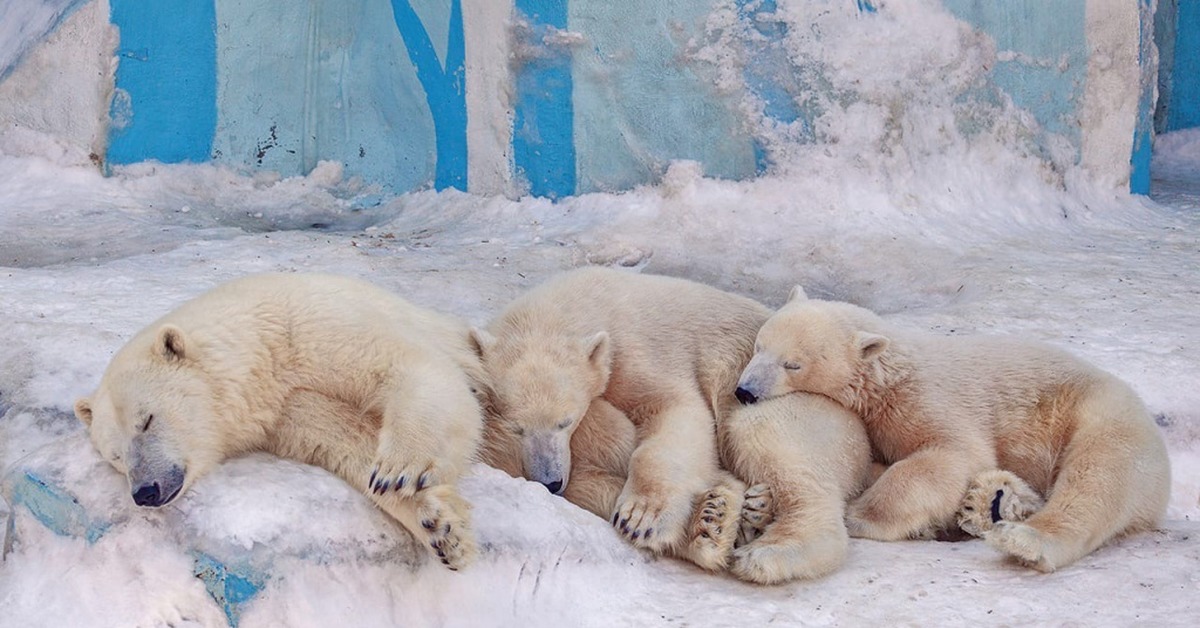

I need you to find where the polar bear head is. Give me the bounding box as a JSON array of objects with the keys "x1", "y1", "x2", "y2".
[
  {"x1": 470, "y1": 327, "x2": 611, "y2": 495},
  {"x1": 735, "y1": 287, "x2": 889, "y2": 404},
  {"x1": 75, "y1": 324, "x2": 230, "y2": 508}
]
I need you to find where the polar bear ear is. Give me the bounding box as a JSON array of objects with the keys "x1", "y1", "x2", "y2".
[
  {"x1": 468, "y1": 327, "x2": 497, "y2": 358},
  {"x1": 856, "y1": 332, "x2": 890, "y2": 362},
  {"x1": 156, "y1": 325, "x2": 188, "y2": 362},
  {"x1": 74, "y1": 398, "x2": 94, "y2": 427},
  {"x1": 787, "y1": 285, "x2": 809, "y2": 303},
  {"x1": 584, "y1": 332, "x2": 612, "y2": 385}
]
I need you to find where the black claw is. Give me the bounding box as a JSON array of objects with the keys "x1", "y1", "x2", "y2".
[
  {"x1": 644, "y1": 528, "x2": 653, "y2": 539},
  {"x1": 397, "y1": 475, "x2": 407, "y2": 490},
  {"x1": 442, "y1": 523, "x2": 451, "y2": 535},
  {"x1": 611, "y1": 513, "x2": 620, "y2": 525},
  {"x1": 448, "y1": 566, "x2": 458, "y2": 571},
  {"x1": 417, "y1": 472, "x2": 431, "y2": 490},
  {"x1": 442, "y1": 558, "x2": 450, "y2": 565},
  {"x1": 619, "y1": 518, "x2": 629, "y2": 529},
  {"x1": 369, "y1": 469, "x2": 378, "y2": 486},
  {"x1": 422, "y1": 519, "x2": 436, "y2": 530},
  {"x1": 631, "y1": 531, "x2": 640, "y2": 540},
  {"x1": 437, "y1": 549, "x2": 446, "y2": 558}
]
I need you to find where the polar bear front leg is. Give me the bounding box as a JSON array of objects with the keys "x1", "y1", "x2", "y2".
[
  {"x1": 369, "y1": 362, "x2": 483, "y2": 499},
  {"x1": 611, "y1": 397, "x2": 719, "y2": 553}
]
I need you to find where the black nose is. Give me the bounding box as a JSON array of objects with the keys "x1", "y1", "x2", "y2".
[
  {"x1": 542, "y1": 480, "x2": 563, "y2": 495},
  {"x1": 735, "y1": 386, "x2": 758, "y2": 405},
  {"x1": 132, "y1": 482, "x2": 161, "y2": 507}
]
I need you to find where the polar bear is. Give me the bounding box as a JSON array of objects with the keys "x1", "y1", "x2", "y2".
[
  {"x1": 735, "y1": 287, "x2": 1171, "y2": 572},
  {"x1": 470, "y1": 267, "x2": 769, "y2": 561},
  {"x1": 719, "y1": 393, "x2": 873, "y2": 583},
  {"x1": 74, "y1": 273, "x2": 486, "y2": 570}
]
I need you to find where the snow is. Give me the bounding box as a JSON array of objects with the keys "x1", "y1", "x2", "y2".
[
  {"x1": 1, "y1": 127, "x2": 1197, "y2": 624},
  {"x1": 3, "y1": 2, "x2": 1200, "y2": 625}
]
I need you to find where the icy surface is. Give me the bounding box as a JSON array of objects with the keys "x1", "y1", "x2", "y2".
[{"x1": 1, "y1": 130, "x2": 1198, "y2": 624}]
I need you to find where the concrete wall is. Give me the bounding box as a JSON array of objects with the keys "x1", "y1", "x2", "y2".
[{"x1": 0, "y1": 0, "x2": 1166, "y2": 196}]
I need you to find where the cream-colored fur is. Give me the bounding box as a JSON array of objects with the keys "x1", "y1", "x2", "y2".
[
  {"x1": 736, "y1": 288, "x2": 1171, "y2": 572},
  {"x1": 720, "y1": 393, "x2": 873, "y2": 584},
  {"x1": 74, "y1": 273, "x2": 486, "y2": 570},
  {"x1": 480, "y1": 397, "x2": 746, "y2": 571},
  {"x1": 472, "y1": 267, "x2": 769, "y2": 559}
]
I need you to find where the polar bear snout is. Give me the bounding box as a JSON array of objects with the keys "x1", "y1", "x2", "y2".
[
  {"x1": 130, "y1": 465, "x2": 185, "y2": 507},
  {"x1": 734, "y1": 386, "x2": 759, "y2": 405},
  {"x1": 521, "y1": 430, "x2": 571, "y2": 495}
]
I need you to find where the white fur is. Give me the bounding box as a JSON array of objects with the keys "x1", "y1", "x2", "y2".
[
  {"x1": 75, "y1": 273, "x2": 486, "y2": 570},
  {"x1": 474, "y1": 267, "x2": 768, "y2": 558},
  {"x1": 722, "y1": 393, "x2": 873, "y2": 584},
  {"x1": 738, "y1": 294, "x2": 1171, "y2": 572}
]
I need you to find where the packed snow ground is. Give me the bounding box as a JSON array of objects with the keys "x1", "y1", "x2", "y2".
[{"x1": 0, "y1": 127, "x2": 1198, "y2": 626}]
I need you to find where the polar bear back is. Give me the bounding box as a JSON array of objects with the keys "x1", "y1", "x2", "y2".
[
  {"x1": 117, "y1": 273, "x2": 479, "y2": 408},
  {"x1": 492, "y1": 267, "x2": 770, "y2": 407}
]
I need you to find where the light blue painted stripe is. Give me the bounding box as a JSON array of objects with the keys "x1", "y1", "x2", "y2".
[
  {"x1": 512, "y1": 0, "x2": 576, "y2": 199},
  {"x1": 856, "y1": 0, "x2": 877, "y2": 14},
  {"x1": 7, "y1": 471, "x2": 110, "y2": 544},
  {"x1": 390, "y1": 0, "x2": 468, "y2": 191},
  {"x1": 192, "y1": 552, "x2": 267, "y2": 628},
  {"x1": 1168, "y1": 0, "x2": 1200, "y2": 131},
  {"x1": 107, "y1": 0, "x2": 217, "y2": 165},
  {"x1": 1131, "y1": 0, "x2": 1155, "y2": 195}
]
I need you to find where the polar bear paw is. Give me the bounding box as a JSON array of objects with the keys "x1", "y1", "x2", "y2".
[
  {"x1": 684, "y1": 487, "x2": 742, "y2": 571},
  {"x1": 737, "y1": 484, "x2": 774, "y2": 548},
  {"x1": 369, "y1": 436, "x2": 446, "y2": 499},
  {"x1": 730, "y1": 535, "x2": 846, "y2": 585},
  {"x1": 611, "y1": 489, "x2": 691, "y2": 553},
  {"x1": 957, "y1": 470, "x2": 1044, "y2": 538},
  {"x1": 415, "y1": 485, "x2": 477, "y2": 571},
  {"x1": 984, "y1": 521, "x2": 1056, "y2": 572}
]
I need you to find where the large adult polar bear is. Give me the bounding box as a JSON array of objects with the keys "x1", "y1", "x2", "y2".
[
  {"x1": 471, "y1": 267, "x2": 873, "y2": 581},
  {"x1": 74, "y1": 273, "x2": 486, "y2": 569},
  {"x1": 735, "y1": 287, "x2": 1171, "y2": 572}
]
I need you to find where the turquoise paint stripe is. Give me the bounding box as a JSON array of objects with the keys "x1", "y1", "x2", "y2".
[
  {"x1": 107, "y1": 0, "x2": 217, "y2": 165},
  {"x1": 1131, "y1": 0, "x2": 1155, "y2": 195},
  {"x1": 7, "y1": 472, "x2": 110, "y2": 544},
  {"x1": 390, "y1": 0, "x2": 468, "y2": 191},
  {"x1": 512, "y1": 0, "x2": 576, "y2": 199},
  {"x1": 192, "y1": 552, "x2": 267, "y2": 628},
  {"x1": 1168, "y1": 0, "x2": 1200, "y2": 131}
]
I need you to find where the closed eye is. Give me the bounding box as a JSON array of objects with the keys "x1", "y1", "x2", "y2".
[
  {"x1": 510, "y1": 425, "x2": 526, "y2": 437},
  {"x1": 782, "y1": 362, "x2": 802, "y2": 371},
  {"x1": 142, "y1": 414, "x2": 155, "y2": 432},
  {"x1": 556, "y1": 418, "x2": 572, "y2": 430}
]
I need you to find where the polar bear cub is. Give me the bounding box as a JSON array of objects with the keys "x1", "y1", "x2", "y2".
[
  {"x1": 735, "y1": 287, "x2": 1170, "y2": 572},
  {"x1": 471, "y1": 267, "x2": 768, "y2": 563},
  {"x1": 75, "y1": 273, "x2": 486, "y2": 570}
]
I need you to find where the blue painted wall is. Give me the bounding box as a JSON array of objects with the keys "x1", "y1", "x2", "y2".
[
  {"x1": 99, "y1": 0, "x2": 1160, "y2": 197},
  {"x1": 108, "y1": 0, "x2": 217, "y2": 165},
  {"x1": 940, "y1": 0, "x2": 1087, "y2": 161},
  {"x1": 511, "y1": 0, "x2": 576, "y2": 198},
  {"x1": 1167, "y1": 0, "x2": 1200, "y2": 131},
  {"x1": 111, "y1": 0, "x2": 465, "y2": 191}
]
